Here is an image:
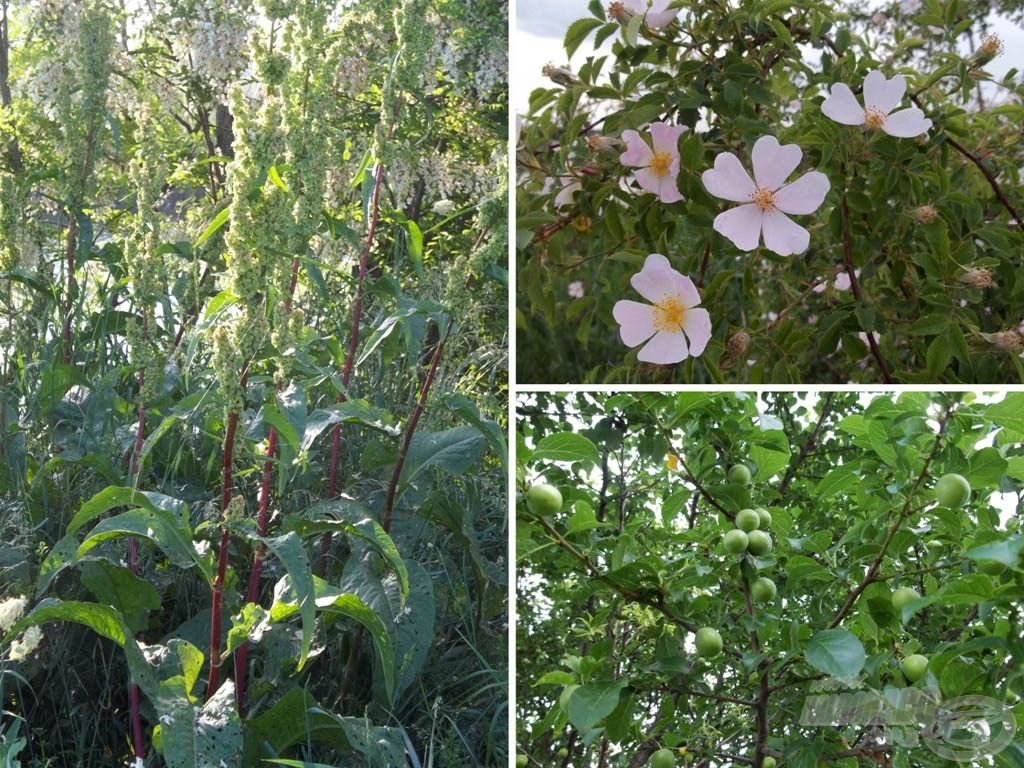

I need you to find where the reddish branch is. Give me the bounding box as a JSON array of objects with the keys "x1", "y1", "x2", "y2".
[
  {"x1": 206, "y1": 364, "x2": 249, "y2": 700},
  {"x1": 235, "y1": 256, "x2": 300, "y2": 712},
  {"x1": 317, "y1": 106, "x2": 399, "y2": 575}
]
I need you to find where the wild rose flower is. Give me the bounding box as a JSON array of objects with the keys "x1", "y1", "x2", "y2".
[
  {"x1": 622, "y1": 0, "x2": 680, "y2": 28},
  {"x1": 620, "y1": 122, "x2": 687, "y2": 204},
  {"x1": 701, "y1": 135, "x2": 830, "y2": 256},
  {"x1": 612, "y1": 253, "x2": 711, "y2": 364},
  {"x1": 568, "y1": 280, "x2": 585, "y2": 298},
  {"x1": 821, "y1": 70, "x2": 932, "y2": 137}
]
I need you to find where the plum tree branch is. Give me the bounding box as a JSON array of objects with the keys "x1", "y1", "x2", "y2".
[{"x1": 826, "y1": 405, "x2": 954, "y2": 629}]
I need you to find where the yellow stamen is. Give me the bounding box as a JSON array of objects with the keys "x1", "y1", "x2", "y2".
[
  {"x1": 751, "y1": 186, "x2": 775, "y2": 211},
  {"x1": 864, "y1": 107, "x2": 886, "y2": 128},
  {"x1": 653, "y1": 296, "x2": 686, "y2": 332},
  {"x1": 649, "y1": 150, "x2": 673, "y2": 178}
]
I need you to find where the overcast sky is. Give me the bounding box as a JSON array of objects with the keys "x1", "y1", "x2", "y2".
[{"x1": 513, "y1": 0, "x2": 1024, "y2": 114}]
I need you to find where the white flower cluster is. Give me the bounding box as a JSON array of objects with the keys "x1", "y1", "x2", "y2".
[
  {"x1": 10, "y1": 626, "x2": 43, "y2": 660},
  {"x1": 0, "y1": 595, "x2": 27, "y2": 633},
  {"x1": 175, "y1": 5, "x2": 249, "y2": 92},
  {"x1": 336, "y1": 55, "x2": 371, "y2": 98}
]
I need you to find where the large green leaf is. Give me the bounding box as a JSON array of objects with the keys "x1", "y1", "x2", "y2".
[
  {"x1": 567, "y1": 680, "x2": 629, "y2": 732},
  {"x1": 804, "y1": 629, "x2": 866, "y2": 678},
  {"x1": 988, "y1": 394, "x2": 1024, "y2": 442},
  {"x1": 243, "y1": 688, "x2": 351, "y2": 764},
  {"x1": 296, "y1": 498, "x2": 409, "y2": 603},
  {"x1": 156, "y1": 678, "x2": 243, "y2": 768},
  {"x1": 3, "y1": 599, "x2": 156, "y2": 697},
  {"x1": 66, "y1": 486, "x2": 159, "y2": 535},
  {"x1": 260, "y1": 532, "x2": 315, "y2": 671},
  {"x1": 532, "y1": 432, "x2": 600, "y2": 465},
  {"x1": 80, "y1": 560, "x2": 160, "y2": 633},
  {"x1": 400, "y1": 426, "x2": 487, "y2": 484},
  {"x1": 300, "y1": 400, "x2": 398, "y2": 450},
  {"x1": 77, "y1": 509, "x2": 211, "y2": 582}
]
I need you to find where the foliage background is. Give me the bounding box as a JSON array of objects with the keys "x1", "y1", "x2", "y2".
[
  {"x1": 516, "y1": 0, "x2": 1024, "y2": 384},
  {"x1": 516, "y1": 391, "x2": 1024, "y2": 767},
  {"x1": 0, "y1": 0, "x2": 508, "y2": 765}
]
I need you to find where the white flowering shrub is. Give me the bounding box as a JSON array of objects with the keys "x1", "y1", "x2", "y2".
[
  {"x1": 0, "y1": 0, "x2": 506, "y2": 765},
  {"x1": 517, "y1": 0, "x2": 1024, "y2": 383}
]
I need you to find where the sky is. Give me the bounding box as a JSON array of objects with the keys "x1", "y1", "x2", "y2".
[{"x1": 513, "y1": 0, "x2": 1024, "y2": 114}]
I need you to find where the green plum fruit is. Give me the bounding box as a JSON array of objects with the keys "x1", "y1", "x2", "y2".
[
  {"x1": 902, "y1": 654, "x2": 928, "y2": 682},
  {"x1": 891, "y1": 586, "x2": 920, "y2": 611},
  {"x1": 525, "y1": 483, "x2": 562, "y2": 516},
  {"x1": 755, "y1": 508, "x2": 772, "y2": 529},
  {"x1": 723, "y1": 529, "x2": 749, "y2": 554},
  {"x1": 695, "y1": 627, "x2": 723, "y2": 657},
  {"x1": 750, "y1": 576, "x2": 777, "y2": 602},
  {"x1": 736, "y1": 509, "x2": 761, "y2": 532},
  {"x1": 651, "y1": 748, "x2": 676, "y2": 768},
  {"x1": 746, "y1": 530, "x2": 772, "y2": 555},
  {"x1": 728, "y1": 464, "x2": 752, "y2": 485},
  {"x1": 934, "y1": 473, "x2": 971, "y2": 508}
]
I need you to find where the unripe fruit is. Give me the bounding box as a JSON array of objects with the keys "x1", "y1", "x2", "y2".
[
  {"x1": 763, "y1": 758, "x2": 777, "y2": 768},
  {"x1": 978, "y1": 559, "x2": 1006, "y2": 575},
  {"x1": 516, "y1": 756, "x2": 528, "y2": 768},
  {"x1": 934, "y1": 473, "x2": 971, "y2": 508},
  {"x1": 723, "y1": 529, "x2": 749, "y2": 554},
  {"x1": 902, "y1": 653, "x2": 929, "y2": 682},
  {"x1": 525, "y1": 483, "x2": 562, "y2": 516},
  {"x1": 557, "y1": 747, "x2": 569, "y2": 759},
  {"x1": 652, "y1": 748, "x2": 676, "y2": 768},
  {"x1": 728, "y1": 464, "x2": 752, "y2": 485},
  {"x1": 891, "y1": 586, "x2": 920, "y2": 611},
  {"x1": 695, "y1": 627, "x2": 723, "y2": 657},
  {"x1": 750, "y1": 576, "x2": 777, "y2": 602},
  {"x1": 755, "y1": 507, "x2": 772, "y2": 529},
  {"x1": 736, "y1": 509, "x2": 761, "y2": 532},
  {"x1": 746, "y1": 529, "x2": 772, "y2": 555}
]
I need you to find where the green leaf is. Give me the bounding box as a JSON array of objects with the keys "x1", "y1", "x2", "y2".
[
  {"x1": 804, "y1": 629, "x2": 866, "y2": 677},
  {"x1": 300, "y1": 401, "x2": 398, "y2": 450},
  {"x1": 260, "y1": 532, "x2": 315, "y2": 671},
  {"x1": 78, "y1": 509, "x2": 211, "y2": 582},
  {"x1": 532, "y1": 432, "x2": 600, "y2": 465},
  {"x1": 275, "y1": 575, "x2": 397, "y2": 702},
  {"x1": 80, "y1": 560, "x2": 160, "y2": 633},
  {"x1": 567, "y1": 680, "x2": 628, "y2": 732},
  {"x1": 934, "y1": 573, "x2": 994, "y2": 603},
  {"x1": 749, "y1": 430, "x2": 790, "y2": 478},
  {"x1": 260, "y1": 400, "x2": 301, "y2": 455},
  {"x1": 816, "y1": 463, "x2": 861, "y2": 497},
  {"x1": 66, "y1": 485, "x2": 159, "y2": 535},
  {"x1": 564, "y1": 17, "x2": 603, "y2": 58},
  {"x1": 194, "y1": 206, "x2": 230, "y2": 247},
  {"x1": 157, "y1": 678, "x2": 243, "y2": 768},
  {"x1": 267, "y1": 164, "x2": 289, "y2": 192},
  {"x1": 966, "y1": 447, "x2": 1008, "y2": 486},
  {"x1": 243, "y1": 688, "x2": 351, "y2": 764},
  {"x1": 2, "y1": 598, "x2": 156, "y2": 697},
  {"x1": 962, "y1": 536, "x2": 1024, "y2": 569},
  {"x1": 400, "y1": 426, "x2": 487, "y2": 484},
  {"x1": 987, "y1": 394, "x2": 1024, "y2": 441},
  {"x1": 292, "y1": 500, "x2": 409, "y2": 604}
]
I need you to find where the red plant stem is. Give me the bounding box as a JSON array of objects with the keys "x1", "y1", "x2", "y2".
[
  {"x1": 336, "y1": 319, "x2": 451, "y2": 707},
  {"x1": 317, "y1": 157, "x2": 389, "y2": 575},
  {"x1": 62, "y1": 217, "x2": 77, "y2": 364},
  {"x1": 381, "y1": 319, "x2": 451, "y2": 533},
  {"x1": 236, "y1": 257, "x2": 299, "y2": 711},
  {"x1": 207, "y1": 364, "x2": 249, "y2": 700}
]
